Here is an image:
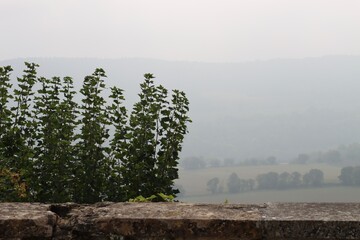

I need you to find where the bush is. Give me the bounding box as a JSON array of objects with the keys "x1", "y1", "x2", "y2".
[{"x1": 0, "y1": 63, "x2": 191, "y2": 203}]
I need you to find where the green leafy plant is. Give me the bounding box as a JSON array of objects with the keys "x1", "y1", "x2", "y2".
[
  {"x1": 33, "y1": 76, "x2": 78, "y2": 202},
  {"x1": 1, "y1": 63, "x2": 38, "y2": 200},
  {"x1": 128, "y1": 193, "x2": 175, "y2": 202},
  {"x1": 128, "y1": 195, "x2": 157, "y2": 203},
  {"x1": 106, "y1": 86, "x2": 128, "y2": 202},
  {"x1": 0, "y1": 63, "x2": 191, "y2": 203},
  {"x1": 74, "y1": 68, "x2": 111, "y2": 203},
  {"x1": 157, "y1": 193, "x2": 175, "y2": 202},
  {"x1": 0, "y1": 168, "x2": 27, "y2": 202},
  {"x1": 122, "y1": 74, "x2": 191, "y2": 200}
]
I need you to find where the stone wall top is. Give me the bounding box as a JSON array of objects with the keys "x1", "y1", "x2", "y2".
[{"x1": 1, "y1": 202, "x2": 360, "y2": 239}]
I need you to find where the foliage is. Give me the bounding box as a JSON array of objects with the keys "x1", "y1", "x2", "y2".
[
  {"x1": 121, "y1": 74, "x2": 191, "y2": 200},
  {"x1": 227, "y1": 173, "x2": 241, "y2": 193},
  {"x1": 181, "y1": 155, "x2": 278, "y2": 169},
  {"x1": 303, "y1": 169, "x2": 324, "y2": 187},
  {"x1": 180, "y1": 157, "x2": 206, "y2": 170},
  {"x1": 33, "y1": 76, "x2": 78, "y2": 202},
  {"x1": 292, "y1": 143, "x2": 360, "y2": 165},
  {"x1": 0, "y1": 63, "x2": 191, "y2": 203},
  {"x1": 0, "y1": 63, "x2": 39, "y2": 201},
  {"x1": 207, "y1": 177, "x2": 220, "y2": 194},
  {"x1": 338, "y1": 166, "x2": 360, "y2": 186},
  {"x1": 225, "y1": 173, "x2": 254, "y2": 193},
  {"x1": 277, "y1": 171, "x2": 302, "y2": 189},
  {"x1": 128, "y1": 193, "x2": 175, "y2": 202},
  {"x1": 0, "y1": 66, "x2": 13, "y2": 146},
  {"x1": 106, "y1": 86, "x2": 128, "y2": 201},
  {"x1": 208, "y1": 168, "x2": 325, "y2": 194},
  {"x1": 75, "y1": 68, "x2": 111, "y2": 203},
  {"x1": 0, "y1": 168, "x2": 27, "y2": 201},
  {"x1": 292, "y1": 153, "x2": 310, "y2": 164},
  {"x1": 257, "y1": 172, "x2": 279, "y2": 190}
]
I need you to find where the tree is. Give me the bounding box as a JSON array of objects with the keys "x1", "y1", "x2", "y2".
[
  {"x1": 227, "y1": 172, "x2": 241, "y2": 193},
  {"x1": 0, "y1": 66, "x2": 13, "y2": 153},
  {"x1": 120, "y1": 74, "x2": 191, "y2": 199},
  {"x1": 266, "y1": 156, "x2": 277, "y2": 165},
  {"x1": 290, "y1": 171, "x2": 302, "y2": 188},
  {"x1": 2, "y1": 63, "x2": 38, "y2": 200},
  {"x1": 0, "y1": 63, "x2": 191, "y2": 203},
  {"x1": 75, "y1": 68, "x2": 110, "y2": 203},
  {"x1": 154, "y1": 89, "x2": 191, "y2": 195},
  {"x1": 33, "y1": 76, "x2": 62, "y2": 202},
  {"x1": 338, "y1": 166, "x2": 354, "y2": 185},
  {"x1": 256, "y1": 172, "x2": 279, "y2": 189},
  {"x1": 303, "y1": 169, "x2": 324, "y2": 187},
  {"x1": 207, "y1": 177, "x2": 220, "y2": 194},
  {"x1": 33, "y1": 76, "x2": 78, "y2": 202},
  {"x1": 278, "y1": 172, "x2": 291, "y2": 189},
  {"x1": 246, "y1": 179, "x2": 255, "y2": 191},
  {"x1": 336, "y1": 166, "x2": 360, "y2": 186},
  {"x1": 106, "y1": 86, "x2": 128, "y2": 202},
  {"x1": 293, "y1": 153, "x2": 309, "y2": 164},
  {"x1": 180, "y1": 157, "x2": 206, "y2": 170},
  {"x1": 57, "y1": 77, "x2": 79, "y2": 199},
  {"x1": 352, "y1": 167, "x2": 360, "y2": 186}
]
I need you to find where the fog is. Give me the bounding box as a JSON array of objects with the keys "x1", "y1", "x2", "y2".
[
  {"x1": 1, "y1": 1, "x2": 360, "y2": 62},
  {"x1": 2, "y1": 1, "x2": 360, "y2": 202},
  {"x1": 2, "y1": 56, "x2": 360, "y2": 161}
]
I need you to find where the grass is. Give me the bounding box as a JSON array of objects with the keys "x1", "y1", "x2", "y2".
[
  {"x1": 178, "y1": 186, "x2": 360, "y2": 203},
  {"x1": 175, "y1": 163, "x2": 344, "y2": 200}
]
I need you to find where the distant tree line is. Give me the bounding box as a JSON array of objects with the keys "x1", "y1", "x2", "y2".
[
  {"x1": 181, "y1": 156, "x2": 277, "y2": 170},
  {"x1": 0, "y1": 63, "x2": 191, "y2": 203},
  {"x1": 207, "y1": 169, "x2": 325, "y2": 194},
  {"x1": 339, "y1": 166, "x2": 360, "y2": 186},
  {"x1": 292, "y1": 143, "x2": 360, "y2": 165},
  {"x1": 183, "y1": 142, "x2": 360, "y2": 170}
]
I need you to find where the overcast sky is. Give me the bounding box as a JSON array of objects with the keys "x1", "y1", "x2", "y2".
[{"x1": 1, "y1": 0, "x2": 360, "y2": 62}]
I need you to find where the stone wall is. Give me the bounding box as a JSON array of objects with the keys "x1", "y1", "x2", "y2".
[{"x1": 1, "y1": 202, "x2": 360, "y2": 239}]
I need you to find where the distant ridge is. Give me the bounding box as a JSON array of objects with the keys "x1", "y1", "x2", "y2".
[{"x1": 2, "y1": 55, "x2": 360, "y2": 160}]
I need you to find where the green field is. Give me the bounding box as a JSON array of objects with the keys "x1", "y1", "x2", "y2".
[
  {"x1": 178, "y1": 186, "x2": 360, "y2": 203},
  {"x1": 175, "y1": 163, "x2": 348, "y2": 202}
]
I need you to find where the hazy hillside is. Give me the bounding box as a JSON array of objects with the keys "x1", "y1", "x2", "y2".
[{"x1": 2, "y1": 56, "x2": 360, "y2": 161}]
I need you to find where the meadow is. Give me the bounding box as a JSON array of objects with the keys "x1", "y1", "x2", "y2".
[
  {"x1": 178, "y1": 186, "x2": 360, "y2": 203},
  {"x1": 175, "y1": 163, "x2": 359, "y2": 203}
]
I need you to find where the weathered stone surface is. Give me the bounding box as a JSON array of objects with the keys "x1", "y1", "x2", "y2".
[
  {"x1": 1, "y1": 202, "x2": 360, "y2": 239},
  {"x1": 52, "y1": 203, "x2": 264, "y2": 240},
  {"x1": 0, "y1": 202, "x2": 56, "y2": 239},
  {"x1": 261, "y1": 203, "x2": 360, "y2": 240}
]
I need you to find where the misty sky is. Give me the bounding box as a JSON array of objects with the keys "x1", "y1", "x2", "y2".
[{"x1": 1, "y1": 0, "x2": 360, "y2": 62}]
